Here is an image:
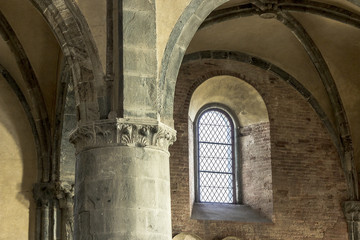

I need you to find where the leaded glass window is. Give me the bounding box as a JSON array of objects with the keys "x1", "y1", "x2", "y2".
[{"x1": 196, "y1": 108, "x2": 236, "y2": 204}]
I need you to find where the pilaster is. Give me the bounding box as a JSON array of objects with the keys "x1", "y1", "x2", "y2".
[
  {"x1": 33, "y1": 181, "x2": 75, "y2": 240},
  {"x1": 343, "y1": 201, "x2": 360, "y2": 240}
]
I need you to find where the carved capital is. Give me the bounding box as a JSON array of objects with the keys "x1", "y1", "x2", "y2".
[
  {"x1": 343, "y1": 201, "x2": 360, "y2": 221},
  {"x1": 33, "y1": 182, "x2": 56, "y2": 206},
  {"x1": 70, "y1": 118, "x2": 176, "y2": 153},
  {"x1": 33, "y1": 181, "x2": 75, "y2": 208},
  {"x1": 55, "y1": 181, "x2": 75, "y2": 209}
]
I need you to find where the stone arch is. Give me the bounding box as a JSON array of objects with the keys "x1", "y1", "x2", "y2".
[
  {"x1": 348, "y1": 0, "x2": 360, "y2": 7},
  {"x1": 158, "y1": 0, "x2": 229, "y2": 123},
  {"x1": 0, "y1": 10, "x2": 51, "y2": 182},
  {"x1": 0, "y1": 64, "x2": 38, "y2": 240},
  {"x1": 201, "y1": 1, "x2": 360, "y2": 30},
  {"x1": 29, "y1": 0, "x2": 106, "y2": 122},
  {"x1": 188, "y1": 75, "x2": 273, "y2": 222},
  {"x1": 159, "y1": 0, "x2": 358, "y2": 199},
  {"x1": 170, "y1": 50, "x2": 348, "y2": 240},
  {"x1": 182, "y1": 50, "x2": 341, "y2": 159}
]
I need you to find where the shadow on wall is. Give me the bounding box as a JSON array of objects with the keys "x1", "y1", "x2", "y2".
[{"x1": 0, "y1": 78, "x2": 37, "y2": 240}]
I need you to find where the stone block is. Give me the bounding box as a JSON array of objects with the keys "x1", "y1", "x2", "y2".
[
  {"x1": 123, "y1": 48, "x2": 157, "y2": 75},
  {"x1": 123, "y1": 10, "x2": 156, "y2": 48},
  {"x1": 145, "y1": 209, "x2": 172, "y2": 235},
  {"x1": 75, "y1": 143, "x2": 173, "y2": 239},
  {"x1": 123, "y1": 75, "x2": 157, "y2": 115},
  {"x1": 177, "y1": 14, "x2": 202, "y2": 50},
  {"x1": 89, "y1": 210, "x2": 105, "y2": 234},
  {"x1": 136, "y1": 178, "x2": 157, "y2": 208},
  {"x1": 173, "y1": 232, "x2": 202, "y2": 240},
  {"x1": 103, "y1": 208, "x2": 137, "y2": 233},
  {"x1": 123, "y1": 0, "x2": 155, "y2": 11}
]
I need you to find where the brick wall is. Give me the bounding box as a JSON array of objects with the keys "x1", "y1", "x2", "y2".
[
  {"x1": 169, "y1": 59, "x2": 348, "y2": 239},
  {"x1": 241, "y1": 122, "x2": 272, "y2": 220}
]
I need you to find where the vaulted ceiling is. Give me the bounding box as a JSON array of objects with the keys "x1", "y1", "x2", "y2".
[
  {"x1": 0, "y1": 0, "x2": 360, "y2": 188},
  {"x1": 187, "y1": 0, "x2": 360, "y2": 177}
]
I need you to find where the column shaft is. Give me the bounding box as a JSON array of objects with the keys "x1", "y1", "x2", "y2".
[{"x1": 71, "y1": 119, "x2": 176, "y2": 240}]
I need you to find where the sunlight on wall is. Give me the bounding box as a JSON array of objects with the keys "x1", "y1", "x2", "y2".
[{"x1": 0, "y1": 78, "x2": 37, "y2": 240}]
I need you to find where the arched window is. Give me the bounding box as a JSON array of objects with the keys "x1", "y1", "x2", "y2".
[{"x1": 195, "y1": 106, "x2": 238, "y2": 204}]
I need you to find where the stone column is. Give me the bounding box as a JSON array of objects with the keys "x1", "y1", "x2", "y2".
[
  {"x1": 33, "y1": 182, "x2": 56, "y2": 240},
  {"x1": 56, "y1": 182, "x2": 75, "y2": 240},
  {"x1": 33, "y1": 181, "x2": 75, "y2": 240},
  {"x1": 343, "y1": 201, "x2": 360, "y2": 240},
  {"x1": 70, "y1": 118, "x2": 176, "y2": 239}
]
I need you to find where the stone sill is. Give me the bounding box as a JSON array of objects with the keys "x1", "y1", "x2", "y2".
[{"x1": 191, "y1": 202, "x2": 272, "y2": 223}]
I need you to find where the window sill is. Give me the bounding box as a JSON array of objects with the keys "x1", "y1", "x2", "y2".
[{"x1": 191, "y1": 203, "x2": 272, "y2": 223}]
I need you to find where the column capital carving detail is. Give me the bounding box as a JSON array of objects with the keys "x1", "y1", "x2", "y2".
[
  {"x1": 33, "y1": 181, "x2": 74, "y2": 207},
  {"x1": 343, "y1": 201, "x2": 360, "y2": 221},
  {"x1": 70, "y1": 118, "x2": 177, "y2": 153}
]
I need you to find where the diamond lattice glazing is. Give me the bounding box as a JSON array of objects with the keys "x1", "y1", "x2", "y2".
[{"x1": 197, "y1": 110, "x2": 234, "y2": 203}]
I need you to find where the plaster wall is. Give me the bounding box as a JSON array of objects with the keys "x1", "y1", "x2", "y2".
[
  {"x1": 0, "y1": 76, "x2": 37, "y2": 240},
  {"x1": 186, "y1": 16, "x2": 334, "y2": 128},
  {"x1": 189, "y1": 75, "x2": 268, "y2": 127},
  {"x1": 0, "y1": 0, "x2": 61, "y2": 125},
  {"x1": 292, "y1": 12, "x2": 360, "y2": 171},
  {"x1": 0, "y1": 39, "x2": 27, "y2": 101},
  {"x1": 156, "y1": 0, "x2": 191, "y2": 71}
]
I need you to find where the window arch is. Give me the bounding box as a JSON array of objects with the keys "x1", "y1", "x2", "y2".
[
  {"x1": 187, "y1": 75, "x2": 272, "y2": 222},
  {"x1": 195, "y1": 105, "x2": 239, "y2": 204}
]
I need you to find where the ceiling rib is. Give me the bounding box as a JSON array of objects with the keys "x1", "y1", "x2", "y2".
[
  {"x1": 0, "y1": 64, "x2": 42, "y2": 181},
  {"x1": 277, "y1": 11, "x2": 357, "y2": 200},
  {"x1": 199, "y1": 1, "x2": 359, "y2": 200},
  {"x1": 182, "y1": 50, "x2": 341, "y2": 160},
  {"x1": 202, "y1": 1, "x2": 360, "y2": 29},
  {"x1": 0, "y1": 10, "x2": 51, "y2": 182},
  {"x1": 30, "y1": 0, "x2": 106, "y2": 121}
]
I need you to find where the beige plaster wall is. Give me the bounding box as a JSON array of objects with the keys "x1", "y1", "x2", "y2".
[
  {"x1": 0, "y1": 76, "x2": 37, "y2": 240},
  {"x1": 0, "y1": 39, "x2": 26, "y2": 99},
  {"x1": 293, "y1": 12, "x2": 360, "y2": 170},
  {"x1": 73, "y1": 0, "x2": 190, "y2": 76},
  {"x1": 0, "y1": 0, "x2": 61, "y2": 126},
  {"x1": 156, "y1": 0, "x2": 191, "y2": 71},
  {"x1": 189, "y1": 75, "x2": 268, "y2": 127},
  {"x1": 186, "y1": 16, "x2": 334, "y2": 128},
  {"x1": 75, "y1": 0, "x2": 106, "y2": 73}
]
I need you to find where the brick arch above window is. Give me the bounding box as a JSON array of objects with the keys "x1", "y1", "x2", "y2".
[
  {"x1": 170, "y1": 54, "x2": 347, "y2": 239},
  {"x1": 188, "y1": 77, "x2": 273, "y2": 223}
]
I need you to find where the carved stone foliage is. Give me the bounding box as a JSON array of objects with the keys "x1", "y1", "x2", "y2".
[
  {"x1": 56, "y1": 182, "x2": 75, "y2": 208},
  {"x1": 33, "y1": 181, "x2": 75, "y2": 207},
  {"x1": 173, "y1": 233, "x2": 202, "y2": 240},
  {"x1": 172, "y1": 233, "x2": 241, "y2": 240},
  {"x1": 343, "y1": 201, "x2": 360, "y2": 240},
  {"x1": 343, "y1": 201, "x2": 360, "y2": 221},
  {"x1": 70, "y1": 119, "x2": 177, "y2": 153}
]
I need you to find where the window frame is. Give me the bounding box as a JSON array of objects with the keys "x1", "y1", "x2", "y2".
[{"x1": 194, "y1": 103, "x2": 241, "y2": 204}]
